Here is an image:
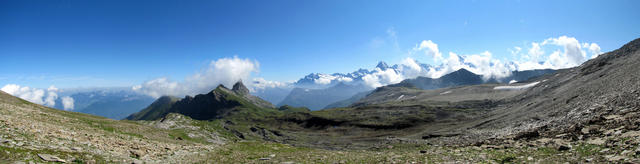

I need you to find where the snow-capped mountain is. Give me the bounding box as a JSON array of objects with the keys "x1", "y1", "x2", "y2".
[
  {"x1": 252, "y1": 58, "x2": 559, "y2": 110},
  {"x1": 290, "y1": 61, "x2": 434, "y2": 89}
]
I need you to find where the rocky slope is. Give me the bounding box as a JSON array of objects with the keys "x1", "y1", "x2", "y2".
[
  {"x1": 0, "y1": 90, "x2": 221, "y2": 163},
  {"x1": 255, "y1": 38, "x2": 640, "y2": 162}
]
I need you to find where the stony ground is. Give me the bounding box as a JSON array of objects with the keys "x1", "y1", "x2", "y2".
[
  {"x1": 0, "y1": 92, "x2": 219, "y2": 163},
  {"x1": 2, "y1": 95, "x2": 640, "y2": 163}
]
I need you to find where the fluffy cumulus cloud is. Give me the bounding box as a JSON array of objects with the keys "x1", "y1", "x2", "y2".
[
  {"x1": 44, "y1": 86, "x2": 59, "y2": 107},
  {"x1": 428, "y1": 51, "x2": 512, "y2": 80},
  {"x1": 587, "y1": 43, "x2": 602, "y2": 59},
  {"x1": 514, "y1": 36, "x2": 602, "y2": 70},
  {"x1": 407, "y1": 36, "x2": 603, "y2": 80},
  {"x1": 61, "y1": 96, "x2": 74, "y2": 110},
  {"x1": 1, "y1": 84, "x2": 74, "y2": 110},
  {"x1": 314, "y1": 74, "x2": 338, "y2": 85},
  {"x1": 133, "y1": 56, "x2": 260, "y2": 98},
  {"x1": 356, "y1": 36, "x2": 601, "y2": 87},
  {"x1": 362, "y1": 67, "x2": 404, "y2": 88},
  {"x1": 1, "y1": 84, "x2": 45, "y2": 104},
  {"x1": 358, "y1": 57, "x2": 429, "y2": 88},
  {"x1": 398, "y1": 57, "x2": 424, "y2": 78},
  {"x1": 412, "y1": 40, "x2": 443, "y2": 61},
  {"x1": 133, "y1": 36, "x2": 603, "y2": 95}
]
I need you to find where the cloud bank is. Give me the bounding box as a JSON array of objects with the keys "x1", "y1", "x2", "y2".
[
  {"x1": 513, "y1": 36, "x2": 602, "y2": 70},
  {"x1": 409, "y1": 36, "x2": 602, "y2": 79},
  {"x1": 1, "y1": 84, "x2": 75, "y2": 110},
  {"x1": 299, "y1": 36, "x2": 602, "y2": 88},
  {"x1": 133, "y1": 56, "x2": 259, "y2": 98},
  {"x1": 134, "y1": 36, "x2": 602, "y2": 95}
]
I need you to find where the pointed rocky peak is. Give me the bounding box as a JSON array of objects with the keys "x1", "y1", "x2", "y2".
[
  {"x1": 232, "y1": 81, "x2": 250, "y2": 95},
  {"x1": 442, "y1": 68, "x2": 478, "y2": 78},
  {"x1": 376, "y1": 61, "x2": 389, "y2": 70}
]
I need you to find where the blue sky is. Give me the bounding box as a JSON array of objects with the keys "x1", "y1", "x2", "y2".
[{"x1": 1, "y1": 0, "x2": 639, "y2": 89}]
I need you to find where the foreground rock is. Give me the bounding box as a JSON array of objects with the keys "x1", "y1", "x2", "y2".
[{"x1": 38, "y1": 154, "x2": 66, "y2": 163}]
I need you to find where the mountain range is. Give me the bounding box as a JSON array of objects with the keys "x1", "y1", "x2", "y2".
[
  {"x1": 277, "y1": 68, "x2": 555, "y2": 110},
  {"x1": 53, "y1": 89, "x2": 155, "y2": 119},
  {"x1": 127, "y1": 82, "x2": 275, "y2": 121},
  {"x1": 1, "y1": 38, "x2": 640, "y2": 163}
]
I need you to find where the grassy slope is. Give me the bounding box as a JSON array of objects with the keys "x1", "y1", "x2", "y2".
[
  {"x1": 125, "y1": 95, "x2": 180, "y2": 121},
  {"x1": 0, "y1": 91, "x2": 217, "y2": 163}
]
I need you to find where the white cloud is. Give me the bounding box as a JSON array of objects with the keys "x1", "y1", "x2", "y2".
[
  {"x1": 541, "y1": 36, "x2": 586, "y2": 67},
  {"x1": 61, "y1": 96, "x2": 74, "y2": 110},
  {"x1": 133, "y1": 56, "x2": 260, "y2": 98},
  {"x1": 398, "y1": 57, "x2": 427, "y2": 79},
  {"x1": 508, "y1": 36, "x2": 602, "y2": 71},
  {"x1": 251, "y1": 78, "x2": 291, "y2": 90},
  {"x1": 362, "y1": 67, "x2": 404, "y2": 88},
  {"x1": 44, "y1": 86, "x2": 58, "y2": 107},
  {"x1": 422, "y1": 51, "x2": 512, "y2": 80},
  {"x1": 130, "y1": 36, "x2": 602, "y2": 96},
  {"x1": 2, "y1": 84, "x2": 46, "y2": 105},
  {"x1": 528, "y1": 42, "x2": 544, "y2": 60},
  {"x1": 314, "y1": 74, "x2": 337, "y2": 85},
  {"x1": 336, "y1": 77, "x2": 353, "y2": 83},
  {"x1": 411, "y1": 40, "x2": 443, "y2": 61},
  {"x1": 509, "y1": 46, "x2": 522, "y2": 56},
  {"x1": 588, "y1": 43, "x2": 602, "y2": 58},
  {"x1": 400, "y1": 36, "x2": 600, "y2": 81},
  {"x1": 131, "y1": 78, "x2": 180, "y2": 98},
  {"x1": 1, "y1": 84, "x2": 71, "y2": 109}
]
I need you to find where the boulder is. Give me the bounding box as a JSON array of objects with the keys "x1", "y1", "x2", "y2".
[{"x1": 38, "y1": 154, "x2": 66, "y2": 163}]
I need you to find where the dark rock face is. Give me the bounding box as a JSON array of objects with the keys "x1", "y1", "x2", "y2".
[
  {"x1": 232, "y1": 81, "x2": 250, "y2": 96},
  {"x1": 168, "y1": 87, "x2": 244, "y2": 120},
  {"x1": 127, "y1": 82, "x2": 275, "y2": 121}
]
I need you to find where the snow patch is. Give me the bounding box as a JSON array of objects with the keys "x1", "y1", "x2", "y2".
[{"x1": 494, "y1": 81, "x2": 540, "y2": 90}]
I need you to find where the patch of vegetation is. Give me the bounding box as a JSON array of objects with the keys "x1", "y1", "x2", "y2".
[
  {"x1": 574, "y1": 143, "x2": 603, "y2": 157},
  {"x1": 0, "y1": 145, "x2": 105, "y2": 163}
]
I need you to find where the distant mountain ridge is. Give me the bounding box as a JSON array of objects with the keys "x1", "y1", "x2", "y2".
[
  {"x1": 53, "y1": 89, "x2": 155, "y2": 120},
  {"x1": 254, "y1": 59, "x2": 554, "y2": 107},
  {"x1": 277, "y1": 82, "x2": 371, "y2": 110},
  {"x1": 390, "y1": 68, "x2": 554, "y2": 90},
  {"x1": 321, "y1": 68, "x2": 555, "y2": 109},
  {"x1": 127, "y1": 81, "x2": 274, "y2": 121}
]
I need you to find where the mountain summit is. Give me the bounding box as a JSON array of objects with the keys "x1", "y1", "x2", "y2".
[
  {"x1": 126, "y1": 82, "x2": 274, "y2": 121},
  {"x1": 376, "y1": 61, "x2": 390, "y2": 70},
  {"x1": 232, "y1": 80, "x2": 250, "y2": 95}
]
